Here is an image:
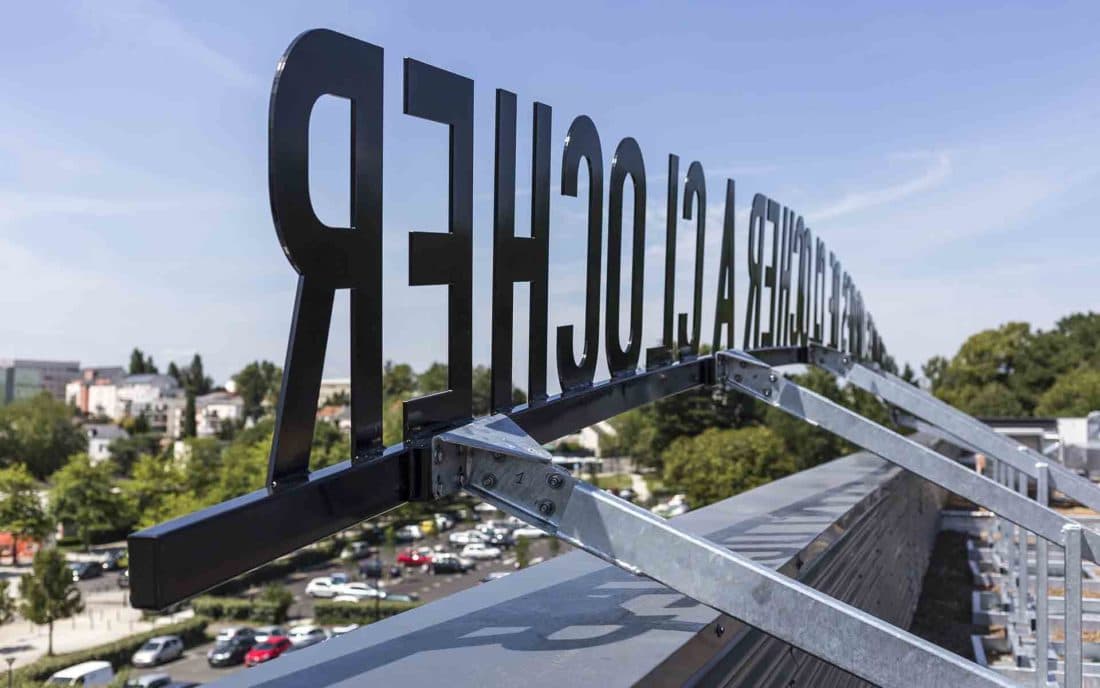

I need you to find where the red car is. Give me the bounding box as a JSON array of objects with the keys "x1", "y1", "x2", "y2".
[
  {"x1": 244, "y1": 635, "x2": 292, "y2": 667},
  {"x1": 396, "y1": 547, "x2": 433, "y2": 567}
]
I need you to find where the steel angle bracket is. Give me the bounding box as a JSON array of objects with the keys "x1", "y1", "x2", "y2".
[
  {"x1": 432, "y1": 414, "x2": 1013, "y2": 688},
  {"x1": 791, "y1": 342, "x2": 1100, "y2": 519},
  {"x1": 717, "y1": 349, "x2": 1100, "y2": 562}
]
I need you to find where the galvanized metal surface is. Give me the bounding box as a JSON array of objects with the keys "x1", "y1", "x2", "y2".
[
  {"x1": 717, "y1": 349, "x2": 1100, "y2": 562},
  {"x1": 208, "y1": 449, "x2": 955, "y2": 687},
  {"x1": 1038, "y1": 463, "x2": 1051, "y2": 687}
]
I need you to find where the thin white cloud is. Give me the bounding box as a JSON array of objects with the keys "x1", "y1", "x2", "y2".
[
  {"x1": 76, "y1": 0, "x2": 260, "y2": 89},
  {"x1": 811, "y1": 151, "x2": 952, "y2": 222}
]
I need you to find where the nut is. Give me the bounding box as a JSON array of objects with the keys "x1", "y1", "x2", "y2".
[
  {"x1": 481, "y1": 473, "x2": 497, "y2": 489},
  {"x1": 546, "y1": 473, "x2": 564, "y2": 489},
  {"x1": 537, "y1": 500, "x2": 556, "y2": 517}
]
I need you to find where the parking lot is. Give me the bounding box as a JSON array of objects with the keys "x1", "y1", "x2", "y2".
[{"x1": 122, "y1": 518, "x2": 565, "y2": 685}]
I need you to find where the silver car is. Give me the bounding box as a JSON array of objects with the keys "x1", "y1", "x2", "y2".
[{"x1": 130, "y1": 635, "x2": 184, "y2": 667}]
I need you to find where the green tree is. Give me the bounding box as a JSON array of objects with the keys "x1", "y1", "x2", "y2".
[
  {"x1": 1036, "y1": 367, "x2": 1100, "y2": 417},
  {"x1": 233, "y1": 361, "x2": 282, "y2": 421},
  {"x1": 382, "y1": 361, "x2": 417, "y2": 398},
  {"x1": 0, "y1": 465, "x2": 52, "y2": 565},
  {"x1": 417, "y1": 363, "x2": 448, "y2": 395},
  {"x1": 107, "y1": 433, "x2": 161, "y2": 475},
  {"x1": 182, "y1": 354, "x2": 213, "y2": 395},
  {"x1": 123, "y1": 455, "x2": 185, "y2": 528},
  {"x1": 20, "y1": 548, "x2": 83, "y2": 655},
  {"x1": 128, "y1": 348, "x2": 158, "y2": 375},
  {"x1": 763, "y1": 368, "x2": 848, "y2": 471},
  {"x1": 310, "y1": 421, "x2": 350, "y2": 471},
  {"x1": 0, "y1": 393, "x2": 88, "y2": 478},
  {"x1": 0, "y1": 580, "x2": 15, "y2": 624},
  {"x1": 50, "y1": 454, "x2": 130, "y2": 550},
  {"x1": 259, "y1": 584, "x2": 294, "y2": 624},
  {"x1": 183, "y1": 391, "x2": 197, "y2": 438},
  {"x1": 514, "y1": 536, "x2": 531, "y2": 569},
  {"x1": 471, "y1": 365, "x2": 526, "y2": 415},
  {"x1": 662, "y1": 426, "x2": 796, "y2": 509}
]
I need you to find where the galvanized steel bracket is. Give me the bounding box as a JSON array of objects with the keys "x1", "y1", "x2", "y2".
[{"x1": 432, "y1": 414, "x2": 575, "y2": 530}]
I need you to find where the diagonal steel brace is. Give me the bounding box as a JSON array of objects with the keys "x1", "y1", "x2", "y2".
[
  {"x1": 717, "y1": 349, "x2": 1100, "y2": 561},
  {"x1": 431, "y1": 414, "x2": 1014, "y2": 688},
  {"x1": 798, "y1": 342, "x2": 1100, "y2": 516}
]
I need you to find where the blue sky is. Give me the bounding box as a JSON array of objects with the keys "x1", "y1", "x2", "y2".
[{"x1": 2, "y1": 1, "x2": 1099, "y2": 388}]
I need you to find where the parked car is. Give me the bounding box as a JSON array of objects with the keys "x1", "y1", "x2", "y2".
[
  {"x1": 215, "y1": 627, "x2": 256, "y2": 644},
  {"x1": 305, "y1": 576, "x2": 342, "y2": 598},
  {"x1": 252, "y1": 626, "x2": 286, "y2": 644},
  {"x1": 340, "y1": 541, "x2": 374, "y2": 560},
  {"x1": 384, "y1": 593, "x2": 420, "y2": 603},
  {"x1": 431, "y1": 552, "x2": 474, "y2": 574},
  {"x1": 331, "y1": 623, "x2": 360, "y2": 636},
  {"x1": 100, "y1": 549, "x2": 127, "y2": 571},
  {"x1": 123, "y1": 673, "x2": 172, "y2": 688},
  {"x1": 69, "y1": 561, "x2": 103, "y2": 581},
  {"x1": 46, "y1": 661, "x2": 114, "y2": 686},
  {"x1": 394, "y1": 524, "x2": 423, "y2": 542},
  {"x1": 131, "y1": 636, "x2": 184, "y2": 667},
  {"x1": 512, "y1": 526, "x2": 547, "y2": 539},
  {"x1": 207, "y1": 635, "x2": 255, "y2": 667},
  {"x1": 480, "y1": 571, "x2": 512, "y2": 583},
  {"x1": 433, "y1": 513, "x2": 455, "y2": 531},
  {"x1": 448, "y1": 530, "x2": 488, "y2": 546},
  {"x1": 287, "y1": 625, "x2": 328, "y2": 649},
  {"x1": 244, "y1": 636, "x2": 292, "y2": 666},
  {"x1": 359, "y1": 558, "x2": 383, "y2": 579},
  {"x1": 333, "y1": 582, "x2": 385, "y2": 600},
  {"x1": 396, "y1": 547, "x2": 433, "y2": 567},
  {"x1": 461, "y1": 543, "x2": 502, "y2": 560}
]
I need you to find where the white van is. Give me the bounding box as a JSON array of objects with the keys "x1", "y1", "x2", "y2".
[{"x1": 46, "y1": 660, "x2": 115, "y2": 686}]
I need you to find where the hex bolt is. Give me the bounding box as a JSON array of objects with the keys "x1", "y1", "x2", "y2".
[
  {"x1": 546, "y1": 473, "x2": 564, "y2": 489},
  {"x1": 733, "y1": 374, "x2": 743, "y2": 383},
  {"x1": 716, "y1": 624, "x2": 725, "y2": 638},
  {"x1": 763, "y1": 388, "x2": 772, "y2": 398},
  {"x1": 842, "y1": 356, "x2": 850, "y2": 365},
  {"x1": 537, "y1": 500, "x2": 556, "y2": 517},
  {"x1": 768, "y1": 373, "x2": 777, "y2": 383},
  {"x1": 481, "y1": 473, "x2": 497, "y2": 489}
]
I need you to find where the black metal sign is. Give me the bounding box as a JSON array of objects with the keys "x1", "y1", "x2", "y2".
[
  {"x1": 268, "y1": 29, "x2": 887, "y2": 484},
  {"x1": 129, "y1": 28, "x2": 888, "y2": 608}
]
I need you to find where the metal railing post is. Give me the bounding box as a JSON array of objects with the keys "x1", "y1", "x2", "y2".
[
  {"x1": 1036, "y1": 462, "x2": 1050, "y2": 688},
  {"x1": 1017, "y1": 469, "x2": 1028, "y2": 628},
  {"x1": 1064, "y1": 522, "x2": 1083, "y2": 688}
]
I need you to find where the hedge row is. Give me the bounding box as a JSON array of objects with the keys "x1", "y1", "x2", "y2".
[
  {"x1": 191, "y1": 596, "x2": 289, "y2": 624},
  {"x1": 14, "y1": 616, "x2": 209, "y2": 682},
  {"x1": 313, "y1": 599, "x2": 419, "y2": 625}
]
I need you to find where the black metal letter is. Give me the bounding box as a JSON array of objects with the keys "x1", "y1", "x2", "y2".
[
  {"x1": 743, "y1": 193, "x2": 767, "y2": 349},
  {"x1": 605, "y1": 137, "x2": 646, "y2": 377},
  {"x1": 403, "y1": 59, "x2": 473, "y2": 435},
  {"x1": 712, "y1": 180, "x2": 736, "y2": 351},
  {"x1": 267, "y1": 29, "x2": 383, "y2": 486},
  {"x1": 490, "y1": 92, "x2": 550, "y2": 411},
  {"x1": 678, "y1": 162, "x2": 706, "y2": 357},
  {"x1": 556, "y1": 116, "x2": 603, "y2": 391}
]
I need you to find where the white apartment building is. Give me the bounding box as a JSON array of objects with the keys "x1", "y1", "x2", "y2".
[
  {"x1": 84, "y1": 423, "x2": 129, "y2": 464},
  {"x1": 195, "y1": 391, "x2": 245, "y2": 437}
]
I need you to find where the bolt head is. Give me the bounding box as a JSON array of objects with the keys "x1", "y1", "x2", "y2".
[
  {"x1": 537, "y1": 500, "x2": 555, "y2": 517},
  {"x1": 547, "y1": 473, "x2": 564, "y2": 489},
  {"x1": 481, "y1": 474, "x2": 497, "y2": 489},
  {"x1": 763, "y1": 388, "x2": 772, "y2": 397},
  {"x1": 768, "y1": 373, "x2": 777, "y2": 383},
  {"x1": 733, "y1": 374, "x2": 743, "y2": 383}
]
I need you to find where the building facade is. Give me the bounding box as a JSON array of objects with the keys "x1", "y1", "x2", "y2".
[{"x1": 0, "y1": 358, "x2": 80, "y2": 405}]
